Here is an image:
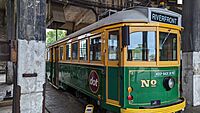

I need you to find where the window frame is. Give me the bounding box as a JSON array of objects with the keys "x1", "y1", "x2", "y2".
[
  {"x1": 127, "y1": 31, "x2": 157, "y2": 62},
  {"x1": 108, "y1": 30, "x2": 120, "y2": 61},
  {"x1": 53, "y1": 47, "x2": 56, "y2": 62},
  {"x1": 46, "y1": 48, "x2": 50, "y2": 61},
  {"x1": 66, "y1": 43, "x2": 72, "y2": 61},
  {"x1": 124, "y1": 27, "x2": 157, "y2": 66},
  {"x1": 59, "y1": 46, "x2": 64, "y2": 61},
  {"x1": 158, "y1": 27, "x2": 180, "y2": 66},
  {"x1": 79, "y1": 38, "x2": 88, "y2": 62},
  {"x1": 71, "y1": 41, "x2": 79, "y2": 61},
  {"x1": 106, "y1": 28, "x2": 122, "y2": 67},
  {"x1": 89, "y1": 34, "x2": 102, "y2": 64},
  {"x1": 49, "y1": 48, "x2": 53, "y2": 62}
]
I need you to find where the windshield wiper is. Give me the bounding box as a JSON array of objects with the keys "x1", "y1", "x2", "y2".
[{"x1": 160, "y1": 29, "x2": 172, "y2": 48}]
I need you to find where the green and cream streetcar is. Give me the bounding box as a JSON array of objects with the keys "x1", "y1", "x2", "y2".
[{"x1": 46, "y1": 7, "x2": 186, "y2": 113}]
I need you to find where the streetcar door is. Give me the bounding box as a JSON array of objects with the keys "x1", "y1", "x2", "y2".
[
  {"x1": 50, "y1": 48, "x2": 53, "y2": 83},
  {"x1": 54, "y1": 47, "x2": 59, "y2": 87},
  {"x1": 106, "y1": 29, "x2": 121, "y2": 106}
]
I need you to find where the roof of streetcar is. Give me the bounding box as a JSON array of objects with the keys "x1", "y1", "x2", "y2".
[{"x1": 48, "y1": 7, "x2": 181, "y2": 47}]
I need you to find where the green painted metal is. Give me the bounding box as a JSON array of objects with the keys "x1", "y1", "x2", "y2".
[
  {"x1": 46, "y1": 62, "x2": 53, "y2": 82},
  {"x1": 46, "y1": 61, "x2": 53, "y2": 82},
  {"x1": 59, "y1": 63, "x2": 104, "y2": 99},
  {"x1": 108, "y1": 67, "x2": 120, "y2": 101},
  {"x1": 101, "y1": 102, "x2": 120, "y2": 113},
  {"x1": 123, "y1": 67, "x2": 180, "y2": 108},
  {"x1": 46, "y1": 62, "x2": 181, "y2": 112}
]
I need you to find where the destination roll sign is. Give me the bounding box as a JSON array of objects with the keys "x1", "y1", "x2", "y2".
[{"x1": 151, "y1": 12, "x2": 178, "y2": 25}]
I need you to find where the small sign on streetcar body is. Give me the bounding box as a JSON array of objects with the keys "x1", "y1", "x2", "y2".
[
  {"x1": 146, "y1": 7, "x2": 182, "y2": 26},
  {"x1": 89, "y1": 70, "x2": 99, "y2": 93},
  {"x1": 141, "y1": 80, "x2": 157, "y2": 88},
  {"x1": 151, "y1": 12, "x2": 178, "y2": 25}
]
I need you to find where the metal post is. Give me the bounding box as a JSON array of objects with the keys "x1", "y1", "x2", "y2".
[
  {"x1": 56, "y1": 28, "x2": 58, "y2": 41},
  {"x1": 14, "y1": 0, "x2": 46, "y2": 113},
  {"x1": 6, "y1": 0, "x2": 15, "y2": 85},
  {"x1": 182, "y1": 0, "x2": 200, "y2": 107}
]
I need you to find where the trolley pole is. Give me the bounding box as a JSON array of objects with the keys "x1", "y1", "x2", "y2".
[
  {"x1": 182, "y1": 0, "x2": 200, "y2": 107},
  {"x1": 13, "y1": 0, "x2": 46, "y2": 113}
]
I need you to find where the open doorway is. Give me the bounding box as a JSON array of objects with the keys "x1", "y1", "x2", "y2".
[
  {"x1": 0, "y1": 62, "x2": 6, "y2": 83},
  {"x1": 0, "y1": 0, "x2": 13, "y2": 112}
]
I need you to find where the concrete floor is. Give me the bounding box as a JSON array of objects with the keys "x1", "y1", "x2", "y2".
[
  {"x1": 184, "y1": 106, "x2": 200, "y2": 113},
  {"x1": 0, "y1": 104, "x2": 49, "y2": 113},
  {"x1": 0, "y1": 82, "x2": 83, "y2": 113},
  {"x1": 45, "y1": 83, "x2": 84, "y2": 113},
  {"x1": 1, "y1": 76, "x2": 200, "y2": 113},
  {"x1": 45, "y1": 82, "x2": 200, "y2": 113},
  {"x1": 0, "y1": 106, "x2": 12, "y2": 113}
]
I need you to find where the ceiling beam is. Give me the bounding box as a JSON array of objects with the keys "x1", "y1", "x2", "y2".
[
  {"x1": 51, "y1": 0, "x2": 123, "y2": 10},
  {"x1": 51, "y1": 0, "x2": 98, "y2": 21},
  {"x1": 74, "y1": 9, "x2": 90, "y2": 26}
]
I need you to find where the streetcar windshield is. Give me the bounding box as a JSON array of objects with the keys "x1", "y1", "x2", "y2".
[
  {"x1": 127, "y1": 31, "x2": 156, "y2": 61},
  {"x1": 159, "y1": 32, "x2": 177, "y2": 61}
]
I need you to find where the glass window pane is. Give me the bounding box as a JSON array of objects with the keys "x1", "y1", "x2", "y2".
[
  {"x1": 108, "y1": 31, "x2": 119, "y2": 60},
  {"x1": 159, "y1": 32, "x2": 177, "y2": 61},
  {"x1": 90, "y1": 37, "x2": 101, "y2": 61},
  {"x1": 51, "y1": 48, "x2": 54, "y2": 61},
  {"x1": 46, "y1": 49, "x2": 50, "y2": 61},
  {"x1": 72, "y1": 42, "x2": 78, "y2": 60},
  {"x1": 148, "y1": 32, "x2": 156, "y2": 61},
  {"x1": 127, "y1": 31, "x2": 156, "y2": 61},
  {"x1": 48, "y1": 51, "x2": 50, "y2": 61},
  {"x1": 80, "y1": 39, "x2": 88, "y2": 60},
  {"x1": 59, "y1": 47, "x2": 63, "y2": 60},
  {"x1": 66, "y1": 44, "x2": 71, "y2": 60}
]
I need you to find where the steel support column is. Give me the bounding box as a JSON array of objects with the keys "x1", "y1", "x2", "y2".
[
  {"x1": 182, "y1": 0, "x2": 200, "y2": 107},
  {"x1": 14, "y1": 0, "x2": 46, "y2": 113},
  {"x1": 6, "y1": 0, "x2": 15, "y2": 85}
]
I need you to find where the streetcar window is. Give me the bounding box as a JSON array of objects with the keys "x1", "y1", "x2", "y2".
[
  {"x1": 46, "y1": 49, "x2": 50, "y2": 61},
  {"x1": 66, "y1": 44, "x2": 71, "y2": 60},
  {"x1": 53, "y1": 48, "x2": 55, "y2": 61},
  {"x1": 50, "y1": 48, "x2": 53, "y2": 61},
  {"x1": 127, "y1": 31, "x2": 156, "y2": 61},
  {"x1": 59, "y1": 47, "x2": 63, "y2": 60},
  {"x1": 47, "y1": 50, "x2": 50, "y2": 61},
  {"x1": 108, "y1": 31, "x2": 119, "y2": 60},
  {"x1": 72, "y1": 42, "x2": 78, "y2": 60},
  {"x1": 52, "y1": 48, "x2": 54, "y2": 61},
  {"x1": 80, "y1": 39, "x2": 88, "y2": 60},
  {"x1": 159, "y1": 32, "x2": 177, "y2": 61},
  {"x1": 90, "y1": 37, "x2": 101, "y2": 61}
]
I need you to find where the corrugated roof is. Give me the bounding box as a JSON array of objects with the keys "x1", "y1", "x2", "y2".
[
  {"x1": 67, "y1": 9, "x2": 147, "y2": 39},
  {"x1": 67, "y1": 7, "x2": 181, "y2": 39}
]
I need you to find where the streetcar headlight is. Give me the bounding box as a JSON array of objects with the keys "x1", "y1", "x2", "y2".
[
  {"x1": 163, "y1": 77, "x2": 175, "y2": 91},
  {"x1": 168, "y1": 78, "x2": 175, "y2": 88}
]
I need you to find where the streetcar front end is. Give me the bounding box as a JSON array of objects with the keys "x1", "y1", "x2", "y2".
[{"x1": 121, "y1": 22, "x2": 185, "y2": 112}]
